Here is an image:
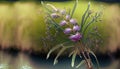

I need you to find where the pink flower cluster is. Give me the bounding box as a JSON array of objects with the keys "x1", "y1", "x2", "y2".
[{"x1": 51, "y1": 10, "x2": 82, "y2": 42}]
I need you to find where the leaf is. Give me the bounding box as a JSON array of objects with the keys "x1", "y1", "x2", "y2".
[
  {"x1": 41, "y1": 1, "x2": 53, "y2": 13},
  {"x1": 70, "y1": 0, "x2": 78, "y2": 18},
  {"x1": 71, "y1": 51, "x2": 77, "y2": 67},
  {"x1": 82, "y1": 12, "x2": 101, "y2": 36},
  {"x1": 80, "y1": 2, "x2": 90, "y2": 32},
  {"x1": 76, "y1": 60, "x2": 85, "y2": 68},
  {"x1": 89, "y1": 50, "x2": 100, "y2": 69},
  {"x1": 53, "y1": 60, "x2": 58, "y2": 65},
  {"x1": 46, "y1": 4, "x2": 58, "y2": 11},
  {"x1": 68, "y1": 51, "x2": 74, "y2": 57},
  {"x1": 46, "y1": 44, "x2": 62, "y2": 59},
  {"x1": 54, "y1": 47, "x2": 66, "y2": 65},
  {"x1": 54, "y1": 46, "x2": 73, "y2": 65},
  {"x1": 47, "y1": 4, "x2": 58, "y2": 11}
]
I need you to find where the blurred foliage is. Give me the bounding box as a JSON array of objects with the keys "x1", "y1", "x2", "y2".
[{"x1": 0, "y1": 0, "x2": 119, "y2": 2}]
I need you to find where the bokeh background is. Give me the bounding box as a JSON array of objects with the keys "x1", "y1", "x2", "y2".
[{"x1": 0, "y1": 0, "x2": 120, "y2": 69}]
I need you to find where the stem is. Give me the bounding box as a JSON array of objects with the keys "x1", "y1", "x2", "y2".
[
  {"x1": 80, "y1": 2, "x2": 90, "y2": 32},
  {"x1": 82, "y1": 52, "x2": 92, "y2": 69},
  {"x1": 82, "y1": 12, "x2": 101, "y2": 37},
  {"x1": 78, "y1": 41, "x2": 93, "y2": 69},
  {"x1": 70, "y1": 0, "x2": 78, "y2": 18},
  {"x1": 79, "y1": 41, "x2": 92, "y2": 69},
  {"x1": 87, "y1": 51, "x2": 93, "y2": 69}
]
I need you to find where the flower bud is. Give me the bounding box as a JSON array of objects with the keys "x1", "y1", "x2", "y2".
[
  {"x1": 64, "y1": 28, "x2": 72, "y2": 34},
  {"x1": 73, "y1": 25, "x2": 80, "y2": 31},
  {"x1": 51, "y1": 13, "x2": 59, "y2": 18},
  {"x1": 69, "y1": 32, "x2": 82, "y2": 42},
  {"x1": 66, "y1": 15, "x2": 71, "y2": 20},
  {"x1": 60, "y1": 9, "x2": 66, "y2": 15},
  {"x1": 70, "y1": 19, "x2": 77, "y2": 24},
  {"x1": 60, "y1": 20, "x2": 67, "y2": 26}
]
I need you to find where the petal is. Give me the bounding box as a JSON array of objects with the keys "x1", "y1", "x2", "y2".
[
  {"x1": 64, "y1": 28, "x2": 72, "y2": 34},
  {"x1": 70, "y1": 19, "x2": 77, "y2": 24},
  {"x1": 51, "y1": 13, "x2": 59, "y2": 18},
  {"x1": 60, "y1": 20, "x2": 67, "y2": 26},
  {"x1": 73, "y1": 25, "x2": 80, "y2": 31},
  {"x1": 66, "y1": 15, "x2": 71, "y2": 20}
]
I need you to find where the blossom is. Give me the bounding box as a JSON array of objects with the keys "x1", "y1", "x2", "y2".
[
  {"x1": 64, "y1": 28, "x2": 72, "y2": 34},
  {"x1": 60, "y1": 9, "x2": 66, "y2": 15},
  {"x1": 69, "y1": 32, "x2": 82, "y2": 42},
  {"x1": 60, "y1": 20, "x2": 67, "y2": 26},
  {"x1": 70, "y1": 19, "x2": 77, "y2": 24},
  {"x1": 51, "y1": 13, "x2": 59, "y2": 18},
  {"x1": 73, "y1": 25, "x2": 80, "y2": 31},
  {"x1": 66, "y1": 15, "x2": 71, "y2": 20}
]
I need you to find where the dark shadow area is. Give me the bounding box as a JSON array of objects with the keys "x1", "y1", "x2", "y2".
[
  {"x1": 113, "y1": 48, "x2": 120, "y2": 59},
  {"x1": 0, "y1": 48, "x2": 120, "y2": 69}
]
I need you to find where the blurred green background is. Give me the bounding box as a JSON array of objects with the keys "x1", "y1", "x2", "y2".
[{"x1": 0, "y1": 0, "x2": 120, "y2": 54}]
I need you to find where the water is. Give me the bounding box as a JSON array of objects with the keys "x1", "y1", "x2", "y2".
[{"x1": 0, "y1": 50, "x2": 119, "y2": 69}]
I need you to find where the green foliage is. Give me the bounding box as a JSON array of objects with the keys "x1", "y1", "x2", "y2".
[
  {"x1": 71, "y1": 51, "x2": 77, "y2": 67},
  {"x1": 70, "y1": 0, "x2": 78, "y2": 18}
]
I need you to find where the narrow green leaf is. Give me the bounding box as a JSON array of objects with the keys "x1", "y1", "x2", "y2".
[
  {"x1": 82, "y1": 12, "x2": 101, "y2": 36},
  {"x1": 70, "y1": 0, "x2": 78, "y2": 18},
  {"x1": 69, "y1": 51, "x2": 74, "y2": 57},
  {"x1": 47, "y1": 4, "x2": 58, "y2": 11},
  {"x1": 89, "y1": 50, "x2": 100, "y2": 69},
  {"x1": 71, "y1": 51, "x2": 77, "y2": 67},
  {"x1": 54, "y1": 46, "x2": 73, "y2": 65},
  {"x1": 80, "y1": 2, "x2": 90, "y2": 32},
  {"x1": 68, "y1": 8, "x2": 71, "y2": 15},
  {"x1": 54, "y1": 59, "x2": 58, "y2": 65},
  {"x1": 41, "y1": 1, "x2": 53, "y2": 13},
  {"x1": 54, "y1": 47, "x2": 66, "y2": 65},
  {"x1": 46, "y1": 44, "x2": 62, "y2": 59},
  {"x1": 76, "y1": 60, "x2": 85, "y2": 68}
]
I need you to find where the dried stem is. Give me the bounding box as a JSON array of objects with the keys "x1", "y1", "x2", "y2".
[
  {"x1": 79, "y1": 41, "x2": 93, "y2": 69},
  {"x1": 82, "y1": 52, "x2": 92, "y2": 69}
]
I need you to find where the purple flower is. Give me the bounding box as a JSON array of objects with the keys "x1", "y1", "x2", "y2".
[
  {"x1": 66, "y1": 15, "x2": 71, "y2": 20},
  {"x1": 64, "y1": 28, "x2": 72, "y2": 34},
  {"x1": 73, "y1": 25, "x2": 80, "y2": 31},
  {"x1": 69, "y1": 32, "x2": 82, "y2": 42},
  {"x1": 51, "y1": 13, "x2": 59, "y2": 18},
  {"x1": 70, "y1": 19, "x2": 77, "y2": 24},
  {"x1": 60, "y1": 10, "x2": 66, "y2": 15},
  {"x1": 60, "y1": 20, "x2": 67, "y2": 26}
]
